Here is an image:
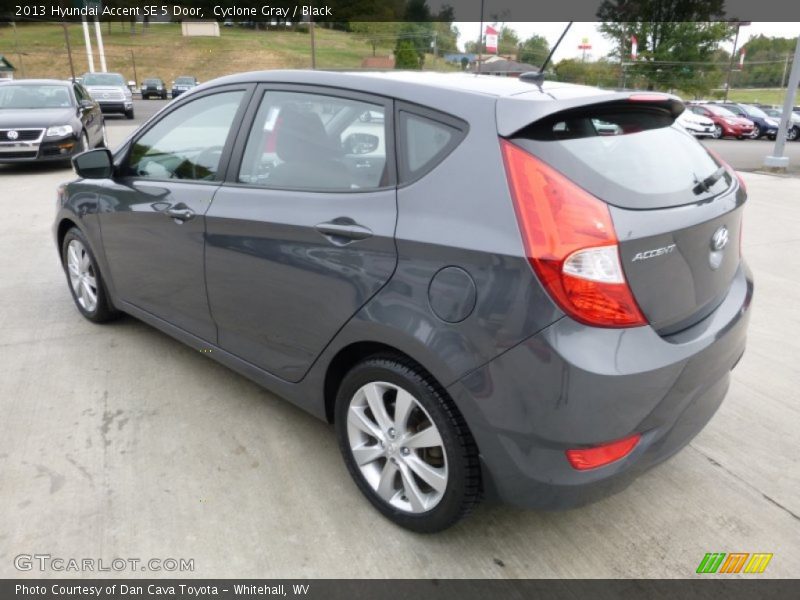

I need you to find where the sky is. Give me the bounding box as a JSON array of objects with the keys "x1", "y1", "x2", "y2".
[{"x1": 453, "y1": 22, "x2": 800, "y2": 62}]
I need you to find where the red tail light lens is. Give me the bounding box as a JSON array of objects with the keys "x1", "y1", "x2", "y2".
[
  {"x1": 566, "y1": 433, "x2": 641, "y2": 470},
  {"x1": 500, "y1": 139, "x2": 647, "y2": 327}
]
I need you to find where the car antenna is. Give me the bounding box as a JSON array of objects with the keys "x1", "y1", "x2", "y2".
[{"x1": 520, "y1": 22, "x2": 573, "y2": 88}]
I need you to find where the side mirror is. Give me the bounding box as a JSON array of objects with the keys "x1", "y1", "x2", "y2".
[
  {"x1": 343, "y1": 132, "x2": 379, "y2": 155},
  {"x1": 79, "y1": 99, "x2": 94, "y2": 109},
  {"x1": 73, "y1": 148, "x2": 114, "y2": 179}
]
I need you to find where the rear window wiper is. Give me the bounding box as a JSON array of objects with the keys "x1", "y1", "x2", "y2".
[{"x1": 692, "y1": 166, "x2": 726, "y2": 195}]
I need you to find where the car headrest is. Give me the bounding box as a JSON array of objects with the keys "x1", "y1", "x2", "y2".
[{"x1": 275, "y1": 107, "x2": 335, "y2": 163}]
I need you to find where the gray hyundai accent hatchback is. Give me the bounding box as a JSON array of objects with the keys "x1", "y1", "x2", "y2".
[{"x1": 54, "y1": 71, "x2": 752, "y2": 532}]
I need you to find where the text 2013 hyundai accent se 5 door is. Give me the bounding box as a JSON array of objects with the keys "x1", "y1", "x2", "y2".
[{"x1": 54, "y1": 71, "x2": 752, "y2": 533}]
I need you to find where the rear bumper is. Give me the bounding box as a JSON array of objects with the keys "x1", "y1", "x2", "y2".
[
  {"x1": 98, "y1": 101, "x2": 132, "y2": 114},
  {"x1": 448, "y1": 262, "x2": 753, "y2": 509}
]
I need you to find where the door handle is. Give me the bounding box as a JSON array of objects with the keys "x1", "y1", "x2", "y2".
[
  {"x1": 166, "y1": 206, "x2": 195, "y2": 222},
  {"x1": 314, "y1": 218, "x2": 373, "y2": 243}
]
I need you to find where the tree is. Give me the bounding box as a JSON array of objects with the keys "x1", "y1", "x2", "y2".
[
  {"x1": 517, "y1": 34, "x2": 550, "y2": 66},
  {"x1": 395, "y1": 39, "x2": 421, "y2": 69},
  {"x1": 737, "y1": 35, "x2": 798, "y2": 88},
  {"x1": 350, "y1": 22, "x2": 398, "y2": 57},
  {"x1": 598, "y1": 0, "x2": 732, "y2": 93},
  {"x1": 497, "y1": 25, "x2": 520, "y2": 55},
  {"x1": 555, "y1": 58, "x2": 619, "y2": 87}
]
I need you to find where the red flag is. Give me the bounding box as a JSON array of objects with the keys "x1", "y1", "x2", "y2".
[
  {"x1": 485, "y1": 25, "x2": 498, "y2": 54},
  {"x1": 631, "y1": 35, "x2": 638, "y2": 60}
]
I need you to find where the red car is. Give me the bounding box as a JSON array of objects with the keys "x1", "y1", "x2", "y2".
[{"x1": 688, "y1": 104, "x2": 754, "y2": 139}]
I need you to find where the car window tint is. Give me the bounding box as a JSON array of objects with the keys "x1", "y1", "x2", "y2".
[
  {"x1": 127, "y1": 91, "x2": 244, "y2": 181},
  {"x1": 239, "y1": 91, "x2": 387, "y2": 191}
]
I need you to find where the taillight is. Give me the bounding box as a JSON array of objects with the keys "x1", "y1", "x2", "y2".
[
  {"x1": 500, "y1": 139, "x2": 647, "y2": 328},
  {"x1": 566, "y1": 433, "x2": 641, "y2": 470}
]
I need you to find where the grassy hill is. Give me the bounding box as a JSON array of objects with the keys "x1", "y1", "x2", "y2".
[{"x1": 0, "y1": 22, "x2": 455, "y2": 83}]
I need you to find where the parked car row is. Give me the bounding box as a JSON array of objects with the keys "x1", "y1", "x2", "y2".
[
  {"x1": 140, "y1": 76, "x2": 199, "y2": 99},
  {"x1": 682, "y1": 100, "x2": 799, "y2": 142}
]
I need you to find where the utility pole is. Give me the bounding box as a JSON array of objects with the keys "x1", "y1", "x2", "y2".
[
  {"x1": 130, "y1": 50, "x2": 138, "y2": 87},
  {"x1": 62, "y1": 23, "x2": 76, "y2": 81},
  {"x1": 477, "y1": 0, "x2": 484, "y2": 74},
  {"x1": 764, "y1": 34, "x2": 800, "y2": 171},
  {"x1": 310, "y1": 17, "x2": 316, "y2": 69},
  {"x1": 781, "y1": 53, "x2": 791, "y2": 89},
  {"x1": 724, "y1": 21, "x2": 749, "y2": 102}
]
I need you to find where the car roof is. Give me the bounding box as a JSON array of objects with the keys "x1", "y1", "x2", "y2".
[{"x1": 201, "y1": 69, "x2": 595, "y2": 100}]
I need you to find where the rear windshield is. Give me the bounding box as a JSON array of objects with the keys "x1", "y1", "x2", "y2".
[
  {"x1": 175, "y1": 77, "x2": 195, "y2": 84},
  {"x1": 144, "y1": 79, "x2": 161, "y2": 84},
  {"x1": 511, "y1": 107, "x2": 732, "y2": 210}
]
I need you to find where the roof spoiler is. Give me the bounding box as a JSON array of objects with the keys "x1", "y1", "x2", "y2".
[{"x1": 497, "y1": 91, "x2": 685, "y2": 137}]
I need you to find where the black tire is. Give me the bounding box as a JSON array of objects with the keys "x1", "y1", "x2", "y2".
[
  {"x1": 335, "y1": 355, "x2": 481, "y2": 533},
  {"x1": 790, "y1": 126, "x2": 800, "y2": 142},
  {"x1": 61, "y1": 227, "x2": 120, "y2": 323},
  {"x1": 750, "y1": 124, "x2": 761, "y2": 139},
  {"x1": 125, "y1": 109, "x2": 134, "y2": 120},
  {"x1": 712, "y1": 124, "x2": 723, "y2": 139}
]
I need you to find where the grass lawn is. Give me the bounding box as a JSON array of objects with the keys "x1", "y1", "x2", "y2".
[
  {"x1": 0, "y1": 22, "x2": 456, "y2": 83},
  {"x1": 719, "y1": 88, "x2": 794, "y2": 106}
]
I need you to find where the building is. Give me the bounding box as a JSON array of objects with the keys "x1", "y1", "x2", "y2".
[
  {"x1": 0, "y1": 55, "x2": 16, "y2": 81},
  {"x1": 361, "y1": 56, "x2": 395, "y2": 69},
  {"x1": 469, "y1": 58, "x2": 539, "y2": 78}
]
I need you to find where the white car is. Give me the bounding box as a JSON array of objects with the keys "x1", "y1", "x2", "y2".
[{"x1": 676, "y1": 110, "x2": 715, "y2": 138}]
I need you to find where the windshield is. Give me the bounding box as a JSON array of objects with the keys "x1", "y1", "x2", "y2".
[
  {"x1": 0, "y1": 85, "x2": 73, "y2": 109},
  {"x1": 705, "y1": 105, "x2": 736, "y2": 118},
  {"x1": 144, "y1": 79, "x2": 161, "y2": 85},
  {"x1": 83, "y1": 73, "x2": 125, "y2": 87},
  {"x1": 175, "y1": 77, "x2": 195, "y2": 85}
]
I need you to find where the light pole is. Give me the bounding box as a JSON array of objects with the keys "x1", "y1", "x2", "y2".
[{"x1": 764, "y1": 34, "x2": 800, "y2": 171}]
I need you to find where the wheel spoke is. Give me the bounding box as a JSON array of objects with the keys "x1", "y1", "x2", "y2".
[
  {"x1": 404, "y1": 455, "x2": 447, "y2": 494},
  {"x1": 84, "y1": 274, "x2": 97, "y2": 290},
  {"x1": 363, "y1": 383, "x2": 392, "y2": 433},
  {"x1": 351, "y1": 443, "x2": 385, "y2": 467},
  {"x1": 376, "y1": 459, "x2": 399, "y2": 502},
  {"x1": 67, "y1": 244, "x2": 80, "y2": 269},
  {"x1": 398, "y1": 462, "x2": 427, "y2": 512},
  {"x1": 404, "y1": 425, "x2": 442, "y2": 449},
  {"x1": 79, "y1": 250, "x2": 90, "y2": 272},
  {"x1": 348, "y1": 406, "x2": 382, "y2": 441},
  {"x1": 393, "y1": 389, "x2": 415, "y2": 434},
  {"x1": 81, "y1": 280, "x2": 97, "y2": 308}
]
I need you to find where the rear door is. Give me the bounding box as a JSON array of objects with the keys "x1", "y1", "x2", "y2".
[
  {"x1": 507, "y1": 101, "x2": 744, "y2": 335},
  {"x1": 204, "y1": 85, "x2": 397, "y2": 382}
]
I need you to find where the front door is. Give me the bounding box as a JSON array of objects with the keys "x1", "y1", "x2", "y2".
[{"x1": 98, "y1": 87, "x2": 250, "y2": 341}]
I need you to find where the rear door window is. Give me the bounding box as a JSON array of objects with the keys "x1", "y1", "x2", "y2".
[{"x1": 511, "y1": 106, "x2": 732, "y2": 209}]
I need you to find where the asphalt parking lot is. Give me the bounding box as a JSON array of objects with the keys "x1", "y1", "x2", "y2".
[{"x1": 1, "y1": 125, "x2": 799, "y2": 579}]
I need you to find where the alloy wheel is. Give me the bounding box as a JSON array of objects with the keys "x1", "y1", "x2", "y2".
[
  {"x1": 66, "y1": 239, "x2": 98, "y2": 313},
  {"x1": 713, "y1": 124, "x2": 723, "y2": 139},
  {"x1": 346, "y1": 381, "x2": 448, "y2": 514},
  {"x1": 749, "y1": 125, "x2": 761, "y2": 139}
]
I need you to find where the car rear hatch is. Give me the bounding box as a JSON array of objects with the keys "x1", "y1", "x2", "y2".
[{"x1": 499, "y1": 91, "x2": 745, "y2": 335}]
